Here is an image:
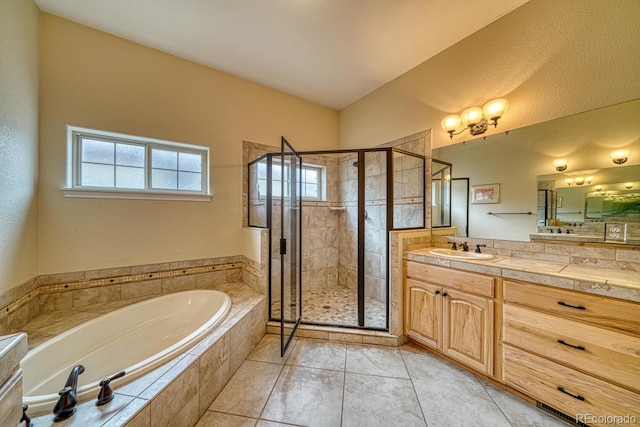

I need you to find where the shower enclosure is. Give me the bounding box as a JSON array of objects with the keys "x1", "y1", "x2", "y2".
[{"x1": 248, "y1": 143, "x2": 425, "y2": 341}]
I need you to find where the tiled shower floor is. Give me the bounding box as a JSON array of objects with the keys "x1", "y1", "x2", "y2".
[
  {"x1": 196, "y1": 334, "x2": 571, "y2": 427},
  {"x1": 273, "y1": 285, "x2": 387, "y2": 329}
]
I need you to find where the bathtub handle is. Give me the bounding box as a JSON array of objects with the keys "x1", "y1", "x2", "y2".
[{"x1": 96, "y1": 370, "x2": 126, "y2": 406}]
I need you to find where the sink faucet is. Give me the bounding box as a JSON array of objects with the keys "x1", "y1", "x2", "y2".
[
  {"x1": 53, "y1": 365, "x2": 85, "y2": 421},
  {"x1": 461, "y1": 242, "x2": 469, "y2": 252}
]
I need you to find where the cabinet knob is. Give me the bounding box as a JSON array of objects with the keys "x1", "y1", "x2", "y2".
[
  {"x1": 443, "y1": 292, "x2": 448, "y2": 297},
  {"x1": 435, "y1": 290, "x2": 440, "y2": 295}
]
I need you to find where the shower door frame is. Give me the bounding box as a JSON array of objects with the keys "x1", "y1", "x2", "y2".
[{"x1": 249, "y1": 147, "x2": 426, "y2": 332}]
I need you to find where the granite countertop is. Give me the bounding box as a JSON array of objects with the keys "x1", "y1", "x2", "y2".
[{"x1": 405, "y1": 248, "x2": 640, "y2": 304}]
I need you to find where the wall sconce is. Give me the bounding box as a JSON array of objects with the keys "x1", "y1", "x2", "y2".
[
  {"x1": 553, "y1": 158, "x2": 568, "y2": 172},
  {"x1": 610, "y1": 149, "x2": 629, "y2": 164},
  {"x1": 625, "y1": 182, "x2": 634, "y2": 189},
  {"x1": 441, "y1": 98, "x2": 508, "y2": 139},
  {"x1": 595, "y1": 185, "x2": 603, "y2": 191},
  {"x1": 565, "y1": 178, "x2": 574, "y2": 186},
  {"x1": 575, "y1": 177, "x2": 585, "y2": 185}
]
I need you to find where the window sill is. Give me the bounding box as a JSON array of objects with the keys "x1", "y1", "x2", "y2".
[{"x1": 61, "y1": 187, "x2": 212, "y2": 201}]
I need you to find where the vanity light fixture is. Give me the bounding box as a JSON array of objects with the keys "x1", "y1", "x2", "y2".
[
  {"x1": 610, "y1": 149, "x2": 629, "y2": 164},
  {"x1": 595, "y1": 185, "x2": 603, "y2": 191},
  {"x1": 565, "y1": 178, "x2": 574, "y2": 186},
  {"x1": 575, "y1": 177, "x2": 585, "y2": 185},
  {"x1": 625, "y1": 182, "x2": 634, "y2": 189},
  {"x1": 585, "y1": 176, "x2": 594, "y2": 184},
  {"x1": 553, "y1": 158, "x2": 568, "y2": 172},
  {"x1": 441, "y1": 98, "x2": 509, "y2": 139}
]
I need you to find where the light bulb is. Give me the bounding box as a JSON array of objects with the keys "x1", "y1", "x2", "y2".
[
  {"x1": 553, "y1": 158, "x2": 568, "y2": 172},
  {"x1": 482, "y1": 98, "x2": 509, "y2": 119},
  {"x1": 460, "y1": 107, "x2": 484, "y2": 126},
  {"x1": 441, "y1": 115, "x2": 461, "y2": 132},
  {"x1": 610, "y1": 149, "x2": 629, "y2": 164}
]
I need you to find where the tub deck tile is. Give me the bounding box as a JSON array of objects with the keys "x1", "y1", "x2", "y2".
[
  {"x1": 21, "y1": 310, "x2": 101, "y2": 336},
  {"x1": 25, "y1": 283, "x2": 266, "y2": 426}
]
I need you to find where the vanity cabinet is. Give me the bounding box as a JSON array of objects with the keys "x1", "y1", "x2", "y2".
[
  {"x1": 502, "y1": 280, "x2": 640, "y2": 425},
  {"x1": 404, "y1": 261, "x2": 495, "y2": 376}
]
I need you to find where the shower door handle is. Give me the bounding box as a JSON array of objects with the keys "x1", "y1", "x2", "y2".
[{"x1": 280, "y1": 238, "x2": 287, "y2": 255}]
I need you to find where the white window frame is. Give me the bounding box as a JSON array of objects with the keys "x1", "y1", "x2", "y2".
[{"x1": 63, "y1": 126, "x2": 211, "y2": 201}]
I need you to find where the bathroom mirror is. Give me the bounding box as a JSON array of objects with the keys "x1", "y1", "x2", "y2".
[
  {"x1": 538, "y1": 164, "x2": 640, "y2": 222},
  {"x1": 432, "y1": 98, "x2": 640, "y2": 243},
  {"x1": 431, "y1": 159, "x2": 451, "y2": 228}
]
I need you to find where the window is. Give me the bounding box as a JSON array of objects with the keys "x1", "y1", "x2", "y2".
[
  {"x1": 257, "y1": 159, "x2": 325, "y2": 201},
  {"x1": 64, "y1": 126, "x2": 210, "y2": 200}
]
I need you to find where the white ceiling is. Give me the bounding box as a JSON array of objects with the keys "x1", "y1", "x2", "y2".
[{"x1": 34, "y1": 0, "x2": 529, "y2": 110}]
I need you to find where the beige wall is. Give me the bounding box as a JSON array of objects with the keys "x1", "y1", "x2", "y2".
[
  {"x1": 339, "y1": 0, "x2": 640, "y2": 150},
  {"x1": 0, "y1": 0, "x2": 40, "y2": 294},
  {"x1": 38, "y1": 14, "x2": 339, "y2": 274}
]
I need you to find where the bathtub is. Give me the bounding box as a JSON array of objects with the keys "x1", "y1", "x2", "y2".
[{"x1": 21, "y1": 289, "x2": 232, "y2": 415}]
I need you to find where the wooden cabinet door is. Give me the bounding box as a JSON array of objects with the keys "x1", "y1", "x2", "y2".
[
  {"x1": 443, "y1": 288, "x2": 494, "y2": 375},
  {"x1": 405, "y1": 279, "x2": 442, "y2": 350}
]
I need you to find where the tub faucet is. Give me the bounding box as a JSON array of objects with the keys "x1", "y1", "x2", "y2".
[
  {"x1": 461, "y1": 242, "x2": 469, "y2": 252},
  {"x1": 53, "y1": 364, "x2": 85, "y2": 421},
  {"x1": 447, "y1": 241, "x2": 457, "y2": 250},
  {"x1": 475, "y1": 244, "x2": 487, "y2": 253}
]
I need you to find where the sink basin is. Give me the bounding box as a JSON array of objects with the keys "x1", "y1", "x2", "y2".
[{"x1": 428, "y1": 248, "x2": 494, "y2": 260}]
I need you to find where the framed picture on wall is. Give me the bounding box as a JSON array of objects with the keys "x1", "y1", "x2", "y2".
[{"x1": 471, "y1": 183, "x2": 500, "y2": 204}]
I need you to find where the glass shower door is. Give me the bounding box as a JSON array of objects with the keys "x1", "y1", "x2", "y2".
[{"x1": 279, "y1": 137, "x2": 302, "y2": 355}]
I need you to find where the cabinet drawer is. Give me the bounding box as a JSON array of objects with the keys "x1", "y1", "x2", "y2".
[
  {"x1": 504, "y1": 345, "x2": 640, "y2": 426},
  {"x1": 405, "y1": 261, "x2": 494, "y2": 297},
  {"x1": 504, "y1": 304, "x2": 640, "y2": 393},
  {"x1": 504, "y1": 280, "x2": 640, "y2": 334}
]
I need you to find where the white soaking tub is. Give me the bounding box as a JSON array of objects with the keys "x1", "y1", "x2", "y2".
[{"x1": 21, "y1": 289, "x2": 231, "y2": 415}]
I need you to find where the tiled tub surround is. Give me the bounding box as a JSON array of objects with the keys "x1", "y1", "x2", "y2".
[
  {"x1": 0, "y1": 333, "x2": 27, "y2": 427},
  {"x1": 23, "y1": 282, "x2": 267, "y2": 426},
  {"x1": 0, "y1": 256, "x2": 263, "y2": 342}
]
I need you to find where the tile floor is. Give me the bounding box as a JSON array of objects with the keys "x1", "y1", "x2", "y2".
[{"x1": 196, "y1": 334, "x2": 570, "y2": 427}]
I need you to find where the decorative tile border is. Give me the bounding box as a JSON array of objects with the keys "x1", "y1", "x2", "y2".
[{"x1": 39, "y1": 262, "x2": 242, "y2": 294}]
